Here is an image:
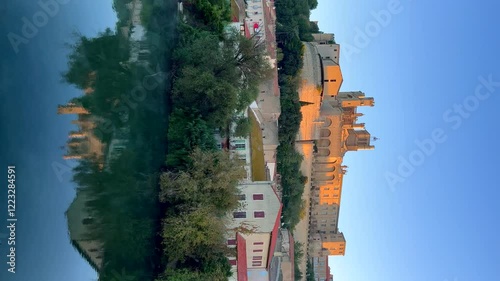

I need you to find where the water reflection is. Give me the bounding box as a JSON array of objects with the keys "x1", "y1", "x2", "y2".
[{"x1": 59, "y1": 0, "x2": 177, "y2": 279}]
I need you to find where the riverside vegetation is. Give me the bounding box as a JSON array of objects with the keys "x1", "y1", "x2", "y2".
[{"x1": 64, "y1": 0, "x2": 271, "y2": 280}]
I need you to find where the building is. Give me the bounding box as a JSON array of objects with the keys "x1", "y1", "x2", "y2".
[
  {"x1": 225, "y1": 1, "x2": 291, "y2": 280},
  {"x1": 231, "y1": 0, "x2": 247, "y2": 23},
  {"x1": 312, "y1": 33, "x2": 336, "y2": 45},
  {"x1": 57, "y1": 103, "x2": 89, "y2": 115},
  {"x1": 294, "y1": 34, "x2": 375, "y2": 279},
  {"x1": 277, "y1": 229, "x2": 295, "y2": 281},
  {"x1": 225, "y1": 181, "x2": 283, "y2": 281},
  {"x1": 58, "y1": 103, "x2": 106, "y2": 161},
  {"x1": 311, "y1": 256, "x2": 334, "y2": 281},
  {"x1": 308, "y1": 44, "x2": 374, "y2": 258},
  {"x1": 244, "y1": 0, "x2": 281, "y2": 180},
  {"x1": 66, "y1": 188, "x2": 104, "y2": 272}
]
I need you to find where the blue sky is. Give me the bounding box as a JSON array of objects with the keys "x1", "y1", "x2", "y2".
[
  {"x1": 0, "y1": 1, "x2": 116, "y2": 280},
  {"x1": 312, "y1": 0, "x2": 500, "y2": 280}
]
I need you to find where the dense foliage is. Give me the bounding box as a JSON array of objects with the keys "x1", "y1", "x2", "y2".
[
  {"x1": 166, "y1": 21, "x2": 271, "y2": 168},
  {"x1": 157, "y1": 149, "x2": 246, "y2": 280},
  {"x1": 275, "y1": 0, "x2": 317, "y2": 232},
  {"x1": 157, "y1": 0, "x2": 271, "y2": 279},
  {"x1": 182, "y1": 0, "x2": 231, "y2": 35},
  {"x1": 306, "y1": 259, "x2": 315, "y2": 281}
]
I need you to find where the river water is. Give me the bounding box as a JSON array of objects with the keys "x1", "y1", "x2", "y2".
[{"x1": 0, "y1": 1, "x2": 177, "y2": 280}]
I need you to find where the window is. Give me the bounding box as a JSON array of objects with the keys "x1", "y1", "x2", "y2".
[
  {"x1": 237, "y1": 194, "x2": 246, "y2": 200},
  {"x1": 252, "y1": 261, "x2": 262, "y2": 267},
  {"x1": 234, "y1": 143, "x2": 246, "y2": 150},
  {"x1": 230, "y1": 259, "x2": 237, "y2": 266},
  {"x1": 253, "y1": 242, "x2": 264, "y2": 245},
  {"x1": 253, "y1": 194, "x2": 264, "y2": 200},
  {"x1": 253, "y1": 249, "x2": 263, "y2": 253},
  {"x1": 253, "y1": 256, "x2": 263, "y2": 260},
  {"x1": 254, "y1": 211, "x2": 265, "y2": 218},
  {"x1": 233, "y1": 212, "x2": 246, "y2": 218},
  {"x1": 227, "y1": 239, "x2": 237, "y2": 246}
]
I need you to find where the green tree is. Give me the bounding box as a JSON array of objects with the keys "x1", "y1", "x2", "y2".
[
  {"x1": 306, "y1": 260, "x2": 315, "y2": 281},
  {"x1": 161, "y1": 207, "x2": 226, "y2": 263},
  {"x1": 233, "y1": 116, "x2": 251, "y2": 138},
  {"x1": 309, "y1": 21, "x2": 320, "y2": 33},
  {"x1": 183, "y1": 0, "x2": 231, "y2": 35},
  {"x1": 294, "y1": 242, "x2": 305, "y2": 280},
  {"x1": 160, "y1": 149, "x2": 246, "y2": 213},
  {"x1": 165, "y1": 109, "x2": 217, "y2": 168},
  {"x1": 308, "y1": 0, "x2": 318, "y2": 10},
  {"x1": 157, "y1": 264, "x2": 230, "y2": 281},
  {"x1": 172, "y1": 65, "x2": 238, "y2": 126}
]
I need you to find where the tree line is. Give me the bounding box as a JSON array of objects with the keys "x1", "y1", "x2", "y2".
[
  {"x1": 158, "y1": 0, "x2": 272, "y2": 279},
  {"x1": 274, "y1": 0, "x2": 320, "y2": 279}
]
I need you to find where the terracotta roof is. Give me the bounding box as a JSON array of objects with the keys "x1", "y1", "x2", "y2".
[
  {"x1": 245, "y1": 22, "x2": 252, "y2": 39},
  {"x1": 267, "y1": 204, "x2": 282, "y2": 269},
  {"x1": 326, "y1": 257, "x2": 331, "y2": 279},
  {"x1": 237, "y1": 233, "x2": 248, "y2": 281}
]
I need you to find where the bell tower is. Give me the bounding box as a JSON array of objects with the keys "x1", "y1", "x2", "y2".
[
  {"x1": 57, "y1": 103, "x2": 89, "y2": 114},
  {"x1": 338, "y1": 91, "x2": 374, "y2": 107},
  {"x1": 345, "y1": 129, "x2": 375, "y2": 151}
]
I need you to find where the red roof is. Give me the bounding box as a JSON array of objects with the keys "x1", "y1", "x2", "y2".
[
  {"x1": 237, "y1": 233, "x2": 248, "y2": 281},
  {"x1": 244, "y1": 22, "x2": 251, "y2": 39},
  {"x1": 267, "y1": 204, "x2": 282, "y2": 269},
  {"x1": 326, "y1": 257, "x2": 331, "y2": 279}
]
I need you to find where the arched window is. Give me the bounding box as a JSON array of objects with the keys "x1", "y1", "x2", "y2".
[{"x1": 320, "y1": 129, "x2": 331, "y2": 138}]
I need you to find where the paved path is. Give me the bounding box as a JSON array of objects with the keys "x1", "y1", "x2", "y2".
[{"x1": 292, "y1": 42, "x2": 322, "y2": 280}]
